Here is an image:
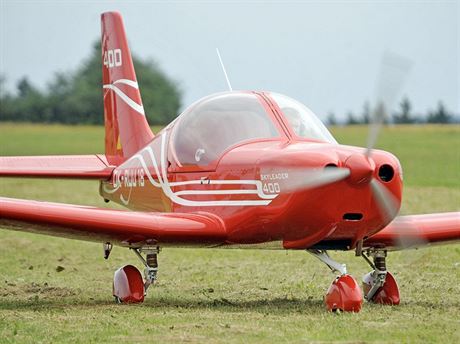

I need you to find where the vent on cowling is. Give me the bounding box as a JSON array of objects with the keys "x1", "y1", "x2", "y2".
[{"x1": 343, "y1": 213, "x2": 363, "y2": 221}]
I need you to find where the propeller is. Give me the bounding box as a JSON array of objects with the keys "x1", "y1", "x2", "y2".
[
  {"x1": 370, "y1": 178, "x2": 399, "y2": 223},
  {"x1": 364, "y1": 52, "x2": 412, "y2": 223},
  {"x1": 390, "y1": 215, "x2": 429, "y2": 249},
  {"x1": 271, "y1": 51, "x2": 413, "y2": 233},
  {"x1": 280, "y1": 167, "x2": 351, "y2": 193},
  {"x1": 366, "y1": 51, "x2": 413, "y2": 158},
  {"x1": 363, "y1": 52, "x2": 427, "y2": 249},
  {"x1": 369, "y1": 178, "x2": 426, "y2": 248}
]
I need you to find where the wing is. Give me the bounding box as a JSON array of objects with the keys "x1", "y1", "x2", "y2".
[
  {"x1": 0, "y1": 155, "x2": 114, "y2": 179},
  {"x1": 364, "y1": 212, "x2": 460, "y2": 250},
  {"x1": 0, "y1": 197, "x2": 227, "y2": 247}
]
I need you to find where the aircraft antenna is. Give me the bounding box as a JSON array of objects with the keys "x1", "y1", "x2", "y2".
[{"x1": 216, "y1": 48, "x2": 233, "y2": 91}]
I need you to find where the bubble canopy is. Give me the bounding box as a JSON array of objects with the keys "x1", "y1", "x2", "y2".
[
  {"x1": 270, "y1": 92, "x2": 337, "y2": 144},
  {"x1": 171, "y1": 92, "x2": 336, "y2": 167}
]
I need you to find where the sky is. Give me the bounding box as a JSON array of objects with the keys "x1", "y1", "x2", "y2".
[{"x1": 1, "y1": 0, "x2": 458, "y2": 122}]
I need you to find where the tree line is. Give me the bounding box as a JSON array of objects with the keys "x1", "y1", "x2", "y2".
[
  {"x1": 0, "y1": 42, "x2": 181, "y2": 125},
  {"x1": 0, "y1": 41, "x2": 456, "y2": 126},
  {"x1": 327, "y1": 97, "x2": 454, "y2": 126}
]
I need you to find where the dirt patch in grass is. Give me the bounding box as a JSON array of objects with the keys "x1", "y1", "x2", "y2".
[{"x1": 1, "y1": 281, "x2": 76, "y2": 299}]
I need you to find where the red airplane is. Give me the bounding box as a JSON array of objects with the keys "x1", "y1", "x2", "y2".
[{"x1": 1, "y1": 12, "x2": 458, "y2": 312}]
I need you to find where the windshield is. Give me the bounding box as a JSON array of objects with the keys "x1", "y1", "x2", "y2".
[
  {"x1": 270, "y1": 93, "x2": 337, "y2": 143},
  {"x1": 172, "y1": 92, "x2": 279, "y2": 167}
]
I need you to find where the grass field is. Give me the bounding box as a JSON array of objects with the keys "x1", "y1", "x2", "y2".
[{"x1": 0, "y1": 123, "x2": 459, "y2": 343}]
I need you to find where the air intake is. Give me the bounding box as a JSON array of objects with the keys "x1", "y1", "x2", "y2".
[{"x1": 343, "y1": 213, "x2": 363, "y2": 221}]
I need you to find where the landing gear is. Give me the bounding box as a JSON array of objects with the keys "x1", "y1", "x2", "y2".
[
  {"x1": 132, "y1": 246, "x2": 160, "y2": 292},
  {"x1": 113, "y1": 264, "x2": 144, "y2": 303},
  {"x1": 308, "y1": 250, "x2": 363, "y2": 312},
  {"x1": 112, "y1": 246, "x2": 160, "y2": 303},
  {"x1": 362, "y1": 248, "x2": 400, "y2": 305},
  {"x1": 103, "y1": 242, "x2": 112, "y2": 259}
]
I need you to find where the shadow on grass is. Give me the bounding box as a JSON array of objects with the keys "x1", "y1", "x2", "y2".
[
  {"x1": 144, "y1": 296, "x2": 325, "y2": 314},
  {"x1": 0, "y1": 296, "x2": 325, "y2": 314},
  {"x1": 2, "y1": 295, "x2": 457, "y2": 314}
]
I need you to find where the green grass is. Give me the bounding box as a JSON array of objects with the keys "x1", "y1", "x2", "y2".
[
  {"x1": 0, "y1": 123, "x2": 164, "y2": 156},
  {"x1": 332, "y1": 124, "x2": 460, "y2": 188},
  {"x1": 0, "y1": 123, "x2": 459, "y2": 343}
]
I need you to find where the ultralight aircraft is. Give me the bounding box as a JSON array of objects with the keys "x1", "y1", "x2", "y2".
[{"x1": 1, "y1": 12, "x2": 459, "y2": 312}]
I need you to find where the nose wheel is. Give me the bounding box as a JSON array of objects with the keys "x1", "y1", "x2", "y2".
[
  {"x1": 308, "y1": 250, "x2": 363, "y2": 312},
  {"x1": 361, "y1": 248, "x2": 400, "y2": 305},
  {"x1": 112, "y1": 246, "x2": 160, "y2": 303}
]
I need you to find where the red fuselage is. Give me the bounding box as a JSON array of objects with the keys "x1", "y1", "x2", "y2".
[{"x1": 100, "y1": 91, "x2": 403, "y2": 250}]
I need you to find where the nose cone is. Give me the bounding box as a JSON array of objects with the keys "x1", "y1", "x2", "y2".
[{"x1": 344, "y1": 154, "x2": 374, "y2": 185}]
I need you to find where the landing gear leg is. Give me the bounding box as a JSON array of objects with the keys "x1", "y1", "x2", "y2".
[
  {"x1": 308, "y1": 249, "x2": 362, "y2": 312},
  {"x1": 132, "y1": 246, "x2": 160, "y2": 293},
  {"x1": 362, "y1": 248, "x2": 400, "y2": 305},
  {"x1": 112, "y1": 246, "x2": 160, "y2": 303}
]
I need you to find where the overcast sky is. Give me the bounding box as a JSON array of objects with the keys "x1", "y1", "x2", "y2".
[{"x1": 1, "y1": 0, "x2": 458, "y2": 121}]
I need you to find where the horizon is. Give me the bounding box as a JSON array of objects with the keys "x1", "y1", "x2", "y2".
[{"x1": 1, "y1": 1, "x2": 458, "y2": 121}]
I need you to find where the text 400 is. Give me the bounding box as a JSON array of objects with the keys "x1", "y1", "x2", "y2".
[
  {"x1": 263, "y1": 182, "x2": 280, "y2": 194},
  {"x1": 103, "y1": 49, "x2": 122, "y2": 68}
]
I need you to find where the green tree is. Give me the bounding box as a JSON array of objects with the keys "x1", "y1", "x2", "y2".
[
  {"x1": 4, "y1": 77, "x2": 49, "y2": 122},
  {"x1": 362, "y1": 101, "x2": 371, "y2": 124},
  {"x1": 327, "y1": 112, "x2": 337, "y2": 126},
  {"x1": 0, "y1": 75, "x2": 14, "y2": 121},
  {"x1": 393, "y1": 96, "x2": 414, "y2": 124},
  {"x1": 346, "y1": 111, "x2": 359, "y2": 125},
  {"x1": 427, "y1": 101, "x2": 451, "y2": 124},
  {"x1": 0, "y1": 74, "x2": 5, "y2": 96},
  {"x1": 0, "y1": 41, "x2": 181, "y2": 125}
]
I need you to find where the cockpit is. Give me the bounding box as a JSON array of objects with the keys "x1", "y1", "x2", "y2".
[
  {"x1": 270, "y1": 92, "x2": 337, "y2": 144},
  {"x1": 170, "y1": 91, "x2": 336, "y2": 168}
]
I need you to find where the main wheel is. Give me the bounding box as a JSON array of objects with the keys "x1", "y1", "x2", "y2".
[
  {"x1": 325, "y1": 274, "x2": 363, "y2": 312},
  {"x1": 113, "y1": 265, "x2": 145, "y2": 303},
  {"x1": 363, "y1": 271, "x2": 400, "y2": 305}
]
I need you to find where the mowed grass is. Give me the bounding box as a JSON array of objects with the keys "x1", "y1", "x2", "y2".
[
  {"x1": 332, "y1": 125, "x2": 460, "y2": 188},
  {"x1": 0, "y1": 123, "x2": 459, "y2": 343}
]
